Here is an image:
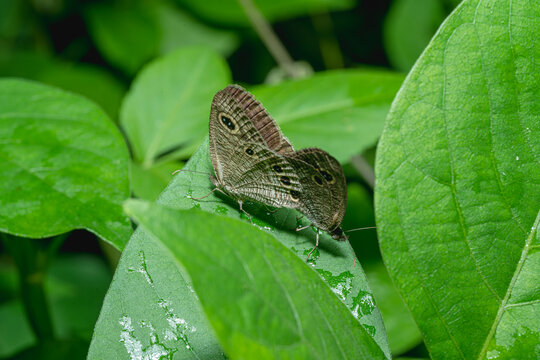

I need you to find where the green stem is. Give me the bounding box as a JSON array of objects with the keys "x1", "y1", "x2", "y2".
[
  {"x1": 1, "y1": 233, "x2": 67, "y2": 340},
  {"x1": 237, "y1": 0, "x2": 301, "y2": 78}
]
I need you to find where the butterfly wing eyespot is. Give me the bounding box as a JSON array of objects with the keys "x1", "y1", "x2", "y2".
[
  {"x1": 312, "y1": 174, "x2": 324, "y2": 186},
  {"x1": 319, "y1": 169, "x2": 335, "y2": 184},
  {"x1": 280, "y1": 176, "x2": 291, "y2": 186},
  {"x1": 272, "y1": 165, "x2": 283, "y2": 173},
  {"x1": 218, "y1": 112, "x2": 239, "y2": 133},
  {"x1": 289, "y1": 189, "x2": 300, "y2": 201},
  {"x1": 244, "y1": 147, "x2": 255, "y2": 156}
]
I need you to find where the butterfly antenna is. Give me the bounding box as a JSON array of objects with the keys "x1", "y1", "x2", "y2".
[
  {"x1": 345, "y1": 226, "x2": 376, "y2": 233},
  {"x1": 172, "y1": 169, "x2": 212, "y2": 176}
]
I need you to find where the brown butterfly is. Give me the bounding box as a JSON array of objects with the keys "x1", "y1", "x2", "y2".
[{"x1": 208, "y1": 85, "x2": 348, "y2": 259}]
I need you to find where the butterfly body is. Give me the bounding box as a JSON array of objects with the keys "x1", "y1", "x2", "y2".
[{"x1": 209, "y1": 85, "x2": 347, "y2": 244}]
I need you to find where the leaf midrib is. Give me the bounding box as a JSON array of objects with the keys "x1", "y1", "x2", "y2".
[{"x1": 477, "y1": 209, "x2": 540, "y2": 359}]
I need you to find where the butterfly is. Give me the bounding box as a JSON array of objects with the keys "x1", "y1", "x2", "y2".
[{"x1": 208, "y1": 85, "x2": 348, "y2": 260}]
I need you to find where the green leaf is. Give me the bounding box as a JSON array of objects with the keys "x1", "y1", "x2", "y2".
[
  {"x1": 0, "y1": 300, "x2": 36, "y2": 357},
  {"x1": 375, "y1": 0, "x2": 540, "y2": 358},
  {"x1": 0, "y1": 254, "x2": 111, "y2": 356},
  {"x1": 176, "y1": 0, "x2": 354, "y2": 26},
  {"x1": 85, "y1": 2, "x2": 159, "y2": 75},
  {"x1": 10, "y1": 339, "x2": 89, "y2": 360},
  {"x1": 0, "y1": 52, "x2": 125, "y2": 119},
  {"x1": 90, "y1": 140, "x2": 390, "y2": 359},
  {"x1": 383, "y1": 0, "x2": 446, "y2": 71},
  {"x1": 156, "y1": 1, "x2": 239, "y2": 57},
  {"x1": 0, "y1": 79, "x2": 131, "y2": 249},
  {"x1": 46, "y1": 255, "x2": 112, "y2": 341},
  {"x1": 251, "y1": 69, "x2": 404, "y2": 163},
  {"x1": 36, "y1": 63, "x2": 125, "y2": 120},
  {"x1": 343, "y1": 183, "x2": 380, "y2": 263},
  {"x1": 130, "y1": 160, "x2": 183, "y2": 201},
  {"x1": 365, "y1": 262, "x2": 422, "y2": 356},
  {"x1": 125, "y1": 198, "x2": 387, "y2": 359},
  {"x1": 120, "y1": 47, "x2": 231, "y2": 166},
  {"x1": 85, "y1": 1, "x2": 239, "y2": 75}
]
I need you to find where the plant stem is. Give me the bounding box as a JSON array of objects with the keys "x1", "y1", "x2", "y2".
[
  {"x1": 237, "y1": 0, "x2": 301, "y2": 78},
  {"x1": 351, "y1": 155, "x2": 375, "y2": 189}
]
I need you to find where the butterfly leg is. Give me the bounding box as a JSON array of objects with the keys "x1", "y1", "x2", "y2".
[
  {"x1": 263, "y1": 204, "x2": 279, "y2": 213},
  {"x1": 238, "y1": 200, "x2": 254, "y2": 225},
  {"x1": 192, "y1": 187, "x2": 219, "y2": 200},
  {"x1": 306, "y1": 229, "x2": 320, "y2": 263},
  {"x1": 296, "y1": 223, "x2": 313, "y2": 232}
]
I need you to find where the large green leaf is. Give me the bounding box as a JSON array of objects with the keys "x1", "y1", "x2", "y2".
[
  {"x1": 124, "y1": 199, "x2": 387, "y2": 359},
  {"x1": 375, "y1": 0, "x2": 539, "y2": 358},
  {"x1": 89, "y1": 140, "x2": 390, "y2": 359},
  {"x1": 0, "y1": 79, "x2": 131, "y2": 249},
  {"x1": 252, "y1": 69, "x2": 404, "y2": 163},
  {"x1": 176, "y1": 0, "x2": 354, "y2": 26},
  {"x1": 120, "y1": 47, "x2": 231, "y2": 166}
]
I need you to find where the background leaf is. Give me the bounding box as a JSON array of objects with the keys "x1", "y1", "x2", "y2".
[
  {"x1": 0, "y1": 52, "x2": 125, "y2": 119},
  {"x1": 120, "y1": 47, "x2": 231, "y2": 166},
  {"x1": 0, "y1": 79, "x2": 131, "y2": 249},
  {"x1": 251, "y1": 69, "x2": 404, "y2": 163},
  {"x1": 365, "y1": 262, "x2": 422, "y2": 356},
  {"x1": 0, "y1": 254, "x2": 110, "y2": 358},
  {"x1": 176, "y1": 0, "x2": 354, "y2": 26},
  {"x1": 89, "y1": 140, "x2": 391, "y2": 359},
  {"x1": 130, "y1": 159, "x2": 184, "y2": 201},
  {"x1": 85, "y1": 0, "x2": 239, "y2": 75},
  {"x1": 383, "y1": 0, "x2": 445, "y2": 72},
  {"x1": 84, "y1": 2, "x2": 159, "y2": 75},
  {"x1": 375, "y1": 0, "x2": 540, "y2": 358}
]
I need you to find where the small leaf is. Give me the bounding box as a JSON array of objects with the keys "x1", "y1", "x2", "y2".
[
  {"x1": 0, "y1": 79, "x2": 131, "y2": 249},
  {"x1": 89, "y1": 140, "x2": 391, "y2": 359},
  {"x1": 120, "y1": 47, "x2": 231, "y2": 166},
  {"x1": 376, "y1": 0, "x2": 540, "y2": 358},
  {"x1": 156, "y1": 1, "x2": 239, "y2": 57},
  {"x1": 251, "y1": 69, "x2": 404, "y2": 163},
  {"x1": 0, "y1": 300, "x2": 36, "y2": 357},
  {"x1": 124, "y1": 198, "x2": 388, "y2": 359},
  {"x1": 85, "y1": 2, "x2": 159, "y2": 75},
  {"x1": 46, "y1": 255, "x2": 112, "y2": 340},
  {"x1": 383, "y1": 0, "x2": 446, "y2": 71},
  {"x1": 365, "y1": 262, "x2": 422, "y2": 356},
  {"x1": 130, "y1": 160, "x2": 184, "y2": 201}
]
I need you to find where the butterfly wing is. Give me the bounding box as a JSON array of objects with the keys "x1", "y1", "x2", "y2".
[
  {"x1": 290, "y1": 148, "x2": 347, "y2": 233},
  {"x1": 230, "y1": 147, "x2": 334, "y2": 227},
  {"x1": 210, "y1": 85, "x2": 294, "y2": 183},
  {"x1": 220, "y1": 85, "x2": 294, "y2": 154},
  {"x1": 226, "y1": 141, "x2": 303, "y2": 208}
]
